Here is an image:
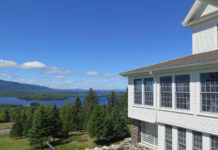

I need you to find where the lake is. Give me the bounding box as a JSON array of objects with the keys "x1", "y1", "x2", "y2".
[{"x1": 0, "y1": 96, "x2": 108, "y2": 107}]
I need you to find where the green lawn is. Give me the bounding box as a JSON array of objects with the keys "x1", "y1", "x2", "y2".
[
  {"x1": 0, "y1": 130, "x2": 128, "y2": 150},
  {"x1": 0, "y1": 134, "x2": 30, "y2": 150},
  {"x1": 0, "y1": 122, "x2": 12, "y2": 129}
]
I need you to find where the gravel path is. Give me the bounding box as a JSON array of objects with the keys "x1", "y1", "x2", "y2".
[{"x1": 0, "y1": 128, "x2": 10, "y2": 135}]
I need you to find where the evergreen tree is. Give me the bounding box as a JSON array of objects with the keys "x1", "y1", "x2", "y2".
[
  {"x1": 118, "y1": 89, "x2": 130, "y2": 123},
  {"x1": 29, "y1": 105, "x2": 50, "y2": 148},
  {"x1": 23, "y1": 108, "x2": 34, "y2": 137},
  {"x1": 102, "y1": 107, "x2": 115, "y2": 141},
  {"x1": 84, "y1": 88, "x2": 98, "y2": 109},
  {"x1": 4, "y1": 110, "x2": 10, "y2": 122},
  {"x1": 87, "y1": 105, "x2": 105, "y2": 140},
  {"x1": 10, "y1": 113, "x2": 24, "y2": 138},
  {"x1": 0, "y1": 112, "x2": 6, "y2": 123},
  {"x1": 50, "y1": 104, "x2": 62, "y2": 141},
  {"x1": 75, "y1": 96, "x2": 82, "y2": 108},
  {"x1": 111, "y1": 105, "x2": 129, "y2": 140},
  {"x1": 45, "y1": 103, "x2": 53, "y2": 138},
  {"x1": 107, "y1": 91, "x2": 118, "y2": 107},
  {"x1": 73, "y1": 97, "x2": 83, "y2": 130},
  {"x1": 84, "y1": 88, "x2": 99, "y2": 129},
  {"x1": 60, "y1": 101, "x2": 74, "y2": 137}
]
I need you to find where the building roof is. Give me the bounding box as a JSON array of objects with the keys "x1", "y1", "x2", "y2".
[{"x1": 120, "y1": 49, "x2": 218, "y2": 76}]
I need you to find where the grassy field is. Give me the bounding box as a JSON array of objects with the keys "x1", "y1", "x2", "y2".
[
  {"x1": 0, "y1": 122, "x2": 12, "y2": 129},
  {"x1": 0, "y1": 134, "x2": 30, "y2": 150},
  {"x1": 0, "y1": 123, "x2": 131, "y2": 150},
  {"x1": 54, "y1": 131, "x2": 99, "y2": 150}
]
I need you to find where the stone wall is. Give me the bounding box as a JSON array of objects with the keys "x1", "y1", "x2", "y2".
[{"x1": 131, "y1": 119, "x2": 141, "y2": 145}]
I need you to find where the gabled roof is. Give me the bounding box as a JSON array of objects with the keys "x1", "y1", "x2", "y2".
[
  {"x1": 120, "y1": 49, "x2": 218, "y2": 76},
  {"x1": 182, "y1": 0, "x2": 218, "y2": 27}
]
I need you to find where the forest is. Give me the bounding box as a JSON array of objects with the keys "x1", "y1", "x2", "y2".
[{"x1": 1, "y1": 88, "x2": 130, "y2": 149}]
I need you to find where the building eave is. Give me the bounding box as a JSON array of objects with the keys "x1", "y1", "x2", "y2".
[{"x1": 120, "y1": 60, "x2": 218, "y2": 77}]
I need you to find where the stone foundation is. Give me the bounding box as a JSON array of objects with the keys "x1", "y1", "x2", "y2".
[
  {"x1": 131, "y1": 119, "x2": 141, "y2": 145},
  {"x1": 85, "y1": 138, "x2": 151, "y2": 150}
]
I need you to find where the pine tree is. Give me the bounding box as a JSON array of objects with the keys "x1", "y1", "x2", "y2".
[
  {"x1": 23, "y1": 108, "x2": 34, "y2": 137},
  {"x1": 87, "y1": 105, "x2": 105, "y2": 140},
  {"x1": 60, "y1": 101, "x2": 74, "y2": 137},
  {"x1": 84, "y1": 88, "x2": 99, "y2": 129},
  {"x1": 29, "y1": 105, "x2": 50, "y2": 148},
  {"x1": 4, "y1": 110, "x2": 10, "y2": 122},
  {"x1": 102, "y1": 107, "x2": 115, "y2": 141},
  {"x1": 107, "y1": 91, "x2": 118, "y2": 107},
  {"x1": 73, "y1": 97, "x2": 83, "y2": 130},
  {"x1": 75, "y1": 96, "x2": 82, "y2": 108},
  {"x1": 10, "y1": 113, "x2": 24, "y2": 138},
  {"x1": 112, "y1": 105, "x2": 129, "y2": 140},
  {"x1": 50, "y1": 104, "x2": 62, "y2": 142}
]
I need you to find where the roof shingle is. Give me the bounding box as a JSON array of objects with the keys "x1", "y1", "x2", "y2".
[{"x1": 121, "y1": 49, "x2": 218, "y2": 76}]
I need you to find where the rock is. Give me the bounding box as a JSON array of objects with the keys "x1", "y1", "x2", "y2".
[{"x1": 85, "y1": 138, "x2": 150, "y2": 150}]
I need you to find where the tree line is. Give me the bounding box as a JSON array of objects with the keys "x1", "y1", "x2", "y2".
[{"x1": 9, "y1": 88, "x2": 129, "y2": 149}]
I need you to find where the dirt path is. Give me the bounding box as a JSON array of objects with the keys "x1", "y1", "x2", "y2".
[{"x1": 0, "y1": 128, "x2": 10, "y2": 135}]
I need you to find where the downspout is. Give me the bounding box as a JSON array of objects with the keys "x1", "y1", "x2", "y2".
[{"x1": 149, "y1": 70, "x2": 158, "y2": 123}]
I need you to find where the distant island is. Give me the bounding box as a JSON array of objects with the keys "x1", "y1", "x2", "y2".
[{"x1": 0, "y1": 79, "x2": 124, "y2": 100}]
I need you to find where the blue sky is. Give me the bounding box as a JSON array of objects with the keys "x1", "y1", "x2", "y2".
[{"x1": 0, "y1": 0, "x2": 194, "y2": 90}]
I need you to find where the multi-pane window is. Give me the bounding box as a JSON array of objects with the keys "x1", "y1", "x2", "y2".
[
  {"x1": 211, "y1": 135, "x2": 218, "y2": 150},
  {"x1": 160, "y1": 76, "x2": 172, "y2": 108},
  {"x1": 141, "y1": 122, "x2": 158, "y2": 146},
  {"x1": 178, "y1": 128, "x2": 186, "y2": 150},
  {"x1": 165, "y1": 125, "x2": 172, "y2": 150},
  {"x1": 134, "y1": 79, "x2": 142, "y2": 104},
  {"x1": 193, "y1": 132, "x2": 202, "y2": 150},
  {"x1": 175, "y1": 75, "x2": 190, "y2": 110},
  {"x1": 144, "y1": 78, "x2": 153, "y2": 106},
  {"x1": 201, "y1": 72, "x2": 218, "y2": 113}
]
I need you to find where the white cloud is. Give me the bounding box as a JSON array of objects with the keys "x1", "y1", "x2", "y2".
[
  {"x1": 42, "y1": 67, "x2": 75, "y2": 75},
  {"x1": 20, "y1": 61, "x2": 46, "y2": 69},
  {"x1": 84, "y1": 71, "x2": 123, "y2": 79},
  {"x1": 56, "y1": 75, "x2": 64, "y2": 79},
  {"x1": 84, "y1": 71, "x2": 100, "y2": 76},
  {"x1": 0, "y1": 59, "x2": 17, "y2": 68},
  {"x1": 0, "y1": 73, "x2": 11, "y2": 79}
]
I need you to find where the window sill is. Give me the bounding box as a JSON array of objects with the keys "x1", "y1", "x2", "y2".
[
  {"x1": 158, "y1": 108, "x2": 193, "y2": 115},
  {"x1": 132, "y1": 105, "x2": 155, "y2": 110},
  {"x1": 196, "y1": 112, "x2": 218, "y2": 119}
]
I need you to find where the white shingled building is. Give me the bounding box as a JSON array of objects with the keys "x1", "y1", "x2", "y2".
[{"x1": 120, "y1": 0, "x2": 218, "y2": 150}]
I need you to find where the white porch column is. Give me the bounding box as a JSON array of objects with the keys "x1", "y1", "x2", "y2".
[
  {"x1": 158, "y1": 124, "x2": 165, "y2": 150},
  {"x1": 203, "y1": 133, "x2": 210, "y2": 150},
  {"x1": 172, "y1": 126, "x2": 178, "y2": 150},
  {"x1": 186, "y1": 129, "x2": 192, "y2": 150}
]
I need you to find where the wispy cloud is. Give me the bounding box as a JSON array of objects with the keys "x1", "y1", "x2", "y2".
[
  {"x1": 0, "y1": 59, "x2": 17, "y2": 68},
  {"x1": 84, "y1": 71, "x2": 100, "y2": 76},
  {"x1": 42, "y1": 67, "x2": 76, "y2": 75},
  {"x1": 56, "y1": 75, "x2": 65, "y2": 79},
  {"x1": 0, "y1": 73, "x2": 11, "y2": 79},
  {"x1": 84, "y1": 71, "x2": 123, "y2": 79},
  {"x1": 20, "y1": 61, "x2": 46, "y2": 69}
]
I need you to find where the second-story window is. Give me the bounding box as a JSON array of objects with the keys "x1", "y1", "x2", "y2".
[
  {"x1": 160, "y1": 76, "x2": 172, "y2": 108},
  {"x1": 134, "y1": 79, "x2": 142, "y2": 104},
  {"x1": 144, "y1": 78, "x2": 153, "y2": 106},
  {"x1": 201, "y1": 72, "x2": 218, "y2": 113},
  {"x1": 175, "y1": 75, "x2": 190, "y2": 110}
]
